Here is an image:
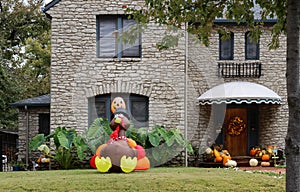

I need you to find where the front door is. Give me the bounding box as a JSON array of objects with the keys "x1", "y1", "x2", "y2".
[{"x1": 224, "y1": 108, "x2": 248, "y2": 156}]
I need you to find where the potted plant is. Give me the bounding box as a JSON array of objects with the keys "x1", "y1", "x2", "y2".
[{"x1": 12, "y1": 160, "x2": 25, "y2": 171}]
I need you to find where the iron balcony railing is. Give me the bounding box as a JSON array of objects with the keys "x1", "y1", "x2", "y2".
[{"x1": 218, "y1": 62, "x2": 262, "y2": 78}]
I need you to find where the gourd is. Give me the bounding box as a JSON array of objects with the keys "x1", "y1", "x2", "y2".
[
  {"x1": 222, "y1": 156, "x2": 232, "y2": 166},
  {"x1": 213, "y1": 149, "x2": 221, "y2": 157},
  {"x1": 249, "y1": 158, "x2": 258, "y2": 167},
  {"x1": 261, "y1": 161, "x2": 271, "y2": 167},
  {"x1": 261, "y1": 154, "x2": 270, "y2": 161}
]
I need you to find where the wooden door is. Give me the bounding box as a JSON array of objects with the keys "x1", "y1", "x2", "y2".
[{"x1": 224, "y1": 108, "x2": 248, "y2": 156}]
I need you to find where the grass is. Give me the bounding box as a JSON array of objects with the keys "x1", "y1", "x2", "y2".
[{"x1": 0, "y1": 167, "x2": 285, "y2": 192}]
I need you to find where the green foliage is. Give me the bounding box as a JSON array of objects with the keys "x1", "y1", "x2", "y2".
[
  {"x1": 82, "y1": 118, "x2": 111, "y2": 153},
  {"x1": 0, "y1": 64, "x2": 21, "y2": 129},
  {"x1": 0, "y1": 0, "x2": 51, "y2": 129},
  {"x1": 126, "y1": 0, "x2": 287, "y2": 50},
  {"x1": 30, "y1": 127, "x2": 89, "y2": 169},
  {"x1": 83, "y1": 118, "x2": 193, "y2": 167}
]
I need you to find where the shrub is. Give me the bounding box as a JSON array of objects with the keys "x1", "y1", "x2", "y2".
[{"x1": 29, "y1": 127, "x2": 89, "y2": 169}]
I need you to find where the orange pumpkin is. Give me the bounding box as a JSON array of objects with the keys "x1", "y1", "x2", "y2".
[
  {"x1": 261, "y1": 154, "x2": 270, "y2": 161},
  {"x1": 135, "y1": 156, "x2": 150, "y2": 170},
  {"x1": 215, "y1": 156, "x2": 223, "y2": 163},
  {"x1": 250, "y1": 148, "x2": 257, "y2": 156}
]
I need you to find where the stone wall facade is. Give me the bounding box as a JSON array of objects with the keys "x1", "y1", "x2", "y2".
[
  {"x1": 17, "y1": 107, "x2": 50, "y2": 162},
  {"x1": 45, "y1": 0, "x2": 288, "y2": 166}
]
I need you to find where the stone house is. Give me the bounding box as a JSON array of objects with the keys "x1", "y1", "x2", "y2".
[{"x1": 14, "y1": 0, "x2": 288, "y2": 166}]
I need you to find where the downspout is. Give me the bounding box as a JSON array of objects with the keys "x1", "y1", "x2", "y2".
[
  {"x1": 184, "y1": 22, "x2": 188, "y2": 167},
  {"x1": 25, "y1": 105, "x2": 29, "y2": 169}
]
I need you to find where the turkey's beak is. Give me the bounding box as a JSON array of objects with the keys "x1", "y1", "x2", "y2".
[{"x1": 115, "y1": 117, "x2": 122, "y2": 124}]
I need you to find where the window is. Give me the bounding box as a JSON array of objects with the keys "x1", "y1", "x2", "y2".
[
  {"x1": 219, "y1": 32, "x2": 234, "y2": 60},
  {"x1": 88, "y1": 93, "x2": 148, "y2": 128},
  {"x1": 96, "y1": 15, "x2": 141, "y2": 58},
  {"x1": 245, "y1": 32, "x2": 259, "y2": 60},
  {"x1": 38, "y1": 114, "x2": 50, "y2": 136}
]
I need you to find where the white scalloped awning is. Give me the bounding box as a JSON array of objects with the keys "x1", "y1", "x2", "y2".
[{"x1": 197, "y1": 81, "x2": 282, "y2": 105}]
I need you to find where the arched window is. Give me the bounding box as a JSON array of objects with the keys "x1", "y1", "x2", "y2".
[{"x1": 88, "y1": 93, "x2": 149, "y2": 128}]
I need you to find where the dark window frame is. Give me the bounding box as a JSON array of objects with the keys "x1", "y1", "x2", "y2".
[
  {"x1": 96, "y1": 15, "x2": 142, "y2": 58},
  {"x1": 219, "y1": 32, "x2": 234, "y2": 60},
  {"x1": 245, "y1": 31, "x2": 260, "y2": 60}
]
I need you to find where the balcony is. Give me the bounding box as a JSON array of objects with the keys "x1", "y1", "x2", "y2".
[{"x1": 218, "y1": 62, "x2": 262, "y2": 78}]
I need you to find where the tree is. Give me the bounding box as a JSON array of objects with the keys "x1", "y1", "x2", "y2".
[
  {"x1": 0, "y1": 0, "x2": 50, "y2": 129},
  {"x1": 127, "y1": 0, "x2": 299, "y2": 191},
  {"x1": 21, "y1": 30, "x2": 51, "y2": 98}
]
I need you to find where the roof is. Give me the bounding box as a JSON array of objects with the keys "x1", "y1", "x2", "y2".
[
  {"x1": 197, "y1": 81, "x2": 282, "y2": 105},
  {"x1": 10, "y1": 94, "x2": 50, "y2": 107},
  {"x1": 41, "y1": 0, "x2": 60, "y2": 12},
  {"x1": 0, "y1": 129, "x2": 18, "y2": 135}
]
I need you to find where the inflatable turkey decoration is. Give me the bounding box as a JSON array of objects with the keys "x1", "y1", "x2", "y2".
[{"x1": 90, "y1": 97, "x2": 150, "y2": 173}]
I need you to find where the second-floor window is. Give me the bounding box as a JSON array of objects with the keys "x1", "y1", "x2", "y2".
[
  {"x1": 245, "y1": 32, "x2": 260, "y2": 60},
  {"x1": 96, "y1": 15, "x2": 141, "y2": 58},
  {"x1": 219, "y1": 32, "x2": 234, "y2": 60}
]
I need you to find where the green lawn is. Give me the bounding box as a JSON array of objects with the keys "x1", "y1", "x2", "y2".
[{"x1": 0, "y1": 167, "x2": 285, "y2": 192}]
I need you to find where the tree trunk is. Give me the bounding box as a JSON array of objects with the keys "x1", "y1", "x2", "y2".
[{"x1": 285, "y1": 0, "x2": 300, "y2": 191}]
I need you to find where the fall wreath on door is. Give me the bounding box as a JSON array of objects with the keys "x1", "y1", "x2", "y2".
[{"x1": 228, "y1": 116, "x2": 246, "y2": 136}]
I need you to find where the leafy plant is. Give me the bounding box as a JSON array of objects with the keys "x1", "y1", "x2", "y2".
[
  {"x1": 83, "y1": 118, "x2": 193, "y2": 167},
  {"x1": 29, "y1": 127, "x2": 89, "y2": 169},
  {"x1": 82, "y1": 118, "x2": 111, "y2": 154}
]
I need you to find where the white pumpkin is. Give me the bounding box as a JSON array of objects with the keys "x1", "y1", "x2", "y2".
[
  {"x1": 249, "y1": 158, "x2": 258, "y2": 167},
  {"x1": 205, "y1": 147, "x2": 213, "y2": 154},
  {"x1": 225, "y1": 160, "x2": 237, "y2": 167}
]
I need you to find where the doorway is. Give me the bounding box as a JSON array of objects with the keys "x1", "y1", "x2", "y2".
[
  {"x1": 214, "y1": 104, "x2": 259, "y2": 157},
  {"x1": 224, "y1": 108, "x2": 248, "y2": 156}
]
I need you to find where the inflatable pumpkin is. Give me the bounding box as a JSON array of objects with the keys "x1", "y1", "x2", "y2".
[{"x1": 111, "y1": 97, "x2": 126, "y2": 113}]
